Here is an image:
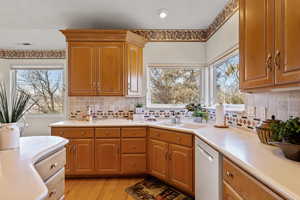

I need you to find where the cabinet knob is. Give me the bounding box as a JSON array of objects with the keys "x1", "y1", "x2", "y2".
[
  {"x1": 48, "y1": 190, "x2": 57, "y2": 198},
  {"x1": 274, "y1": 50, "x2": 281, "y2": 70},
  {"x1": 81, "y1": 131, "x2": 86, "y2": 135},
  {"x1": 226, "y1": 171, "x2": 234, "y2": 178},
  {"x1": 59, "y1": 131, "x2": 64, "y2": 136},
  {"x1": 266, "y1": 53, "x2": 272, "y2": 71},
  {"x1": 50, "y1": 163, "x2": 58, "y2": 170}
]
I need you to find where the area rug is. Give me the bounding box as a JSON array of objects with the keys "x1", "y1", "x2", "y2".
[{"x1": 125, "y1": 176, "x2": 194, "y2": 200}]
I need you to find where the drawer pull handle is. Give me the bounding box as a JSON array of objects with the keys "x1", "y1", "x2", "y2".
[
  {"x1": 176, "y1": 136, "x2": 181, "y2": 141},
  {"x1": 48, "y1": 190, "x2": 57, "y2": 197},
  {"x1": 50, "y1": 163, "x2": 58, "y2": 170},
  {"x1": 226, "y1": 171, "x2": 234, "y2": 178}
]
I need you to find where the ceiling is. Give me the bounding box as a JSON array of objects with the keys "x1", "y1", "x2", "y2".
[{"x1": 0, "y1": 0, "x2": 228, "y2": 49}]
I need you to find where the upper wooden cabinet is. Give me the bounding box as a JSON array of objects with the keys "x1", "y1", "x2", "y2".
[
  {"x1": 61, "y1": 30, "x2": 146, "y2": 96},
  {"x1": 275, "y1": 0, "x2": 300, "y2": 85},
  {"x1": 240, "y1": 0, "x2": 300, "y2": 91}
]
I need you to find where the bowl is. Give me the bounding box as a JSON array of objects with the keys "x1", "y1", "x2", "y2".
[{"x1": 270, "y1": 142, "x2": 300, "y2": 162}]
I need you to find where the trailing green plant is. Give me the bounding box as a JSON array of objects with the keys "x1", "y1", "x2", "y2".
[
  {"x1": 135, "y1": 103, "x2": 143, "y2": 108},
  {"x1": 270, "y1": 117, "x2": 300, "y2": 144},
  {"x1": 0, "y1": 83, "x2": 36, "y2": 123}
]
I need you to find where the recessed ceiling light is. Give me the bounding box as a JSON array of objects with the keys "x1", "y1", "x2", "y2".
[{"x1": 158, "y1": 8, "x2": 168, "y2": 19}]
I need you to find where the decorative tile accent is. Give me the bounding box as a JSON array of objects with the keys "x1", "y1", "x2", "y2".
[
  {"x1": 0, "y1": 49, "x2": 66, "y2": 59},
  {"x1": 132, "y1": 29, "x2": 207, "y2": 42}
]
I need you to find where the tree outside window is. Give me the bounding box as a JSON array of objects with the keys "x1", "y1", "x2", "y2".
[
  {"x1": 148, "y1": 67, "x2": 202, "y2": 107},
  {"x1": 214, "y1": 55, "x2": 245, "y2": 105},
  {"x1": 15, "y1": 69, "x2": 64, "y2": 114}
]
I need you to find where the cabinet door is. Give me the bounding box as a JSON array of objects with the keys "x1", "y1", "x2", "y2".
[
  {"x1": 240, "y1": 0, "x2": 275, "y2": 90},
  {"x1": 168, "y1": 144, "x2": 193, "y2": 193},
  {"x1": 72, "y1": 139, "x2": 95, "y2": 174},
  {"x1": 97, "y1": 43, "x2": 124, "y2": 96},
  {"x1": 65, "y1": 142, "x2": 73, "y2": 175},
  {"x1": 95, "y1": 139, "x2": 120, "y2": 174},
  {"x1": 275, "y1": 0, "x2": 300, "y2": 85},
  {"x1": 68, "y1": 42, "x2": 97, "y2": 96},
  {"x1": 148, "y1": 139, "x2": 169, "y2": 181},
  {"x1": 127, "y1": 44, "x2": 143, "y2": 96}
]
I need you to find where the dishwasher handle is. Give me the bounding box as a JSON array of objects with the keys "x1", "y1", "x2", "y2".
[{"x1": 197, "y1": 144, "x2": 214, "y2": 162}]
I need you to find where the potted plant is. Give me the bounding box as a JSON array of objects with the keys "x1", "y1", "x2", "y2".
[
  {"x1": 0, "y1": 83, "x2": 35, "y2": 150},
  {"x1": 270, "y1": 117, "x2": 300, "y2": 161},
  {"x1": 192, "y1": 110, "x2": 209, "y2": 123},
  {"x1": 135, "y1": 103, "x2": 144, "y2": 114},
  {"x1": 185, "y1": 103, "x2": 209, "y2": 123}
]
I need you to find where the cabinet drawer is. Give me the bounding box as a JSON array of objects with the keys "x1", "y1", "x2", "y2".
[
  {"x1": 52, "y1": 128, "x2": 94, "y2": 138},
  {"x1": 223, "y1": 158, "x2": 283, "y2": 200},
  {"x1": 35, "y1": 148, "x2": 66, "y2": 181},
  {"x1": 121, "y1": 154, "x2": 146, "y2": 174},
  {"x1": 149, "y1": 128, "x2": 193, "y2": 147},
  {"x1": 122, "y1": 138, "x2": 146, "y2": 153},
  {"x1": 96, "y1": 128, "x2": 120, "y2": 138},
  {"x1": 45, "y1": 168, "x2": 65, "y2": 200},
  {"x1": 122, "y1": 127, "x2": 146, "y2": 138}
]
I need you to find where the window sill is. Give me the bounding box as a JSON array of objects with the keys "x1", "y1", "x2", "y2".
[{"x1": 25, "y1": 114, "x2": 65, "y2": 119}]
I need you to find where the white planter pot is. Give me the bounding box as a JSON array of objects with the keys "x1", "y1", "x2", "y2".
[
  {"x1": 135, "y1": 107, "x2": 144, "y2": 114},
  {"x1": 0, "y1": 123, "x2": 20, "y2": 150}
]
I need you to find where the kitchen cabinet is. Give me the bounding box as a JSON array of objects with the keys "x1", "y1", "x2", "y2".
[
  {"x1": 126, "y1": 44, "x2": 143, "y2": 96},
  {"x1": 168, "y1": 144, "x2": 193, "y2": 192},
  {"x1": 68, "y1": 43, "x2": 96, "y2": 96},
  {"x1": 223, "y1": 158, "x2": 284, "y2": 200},
  {"x1": 148, "y1": 139, "x2": 169, "y2": 181},
  {"x1": 240, "y1": 0, "x2": 300, "y2": 91},
  {"x1": 61, "y1": 30, "x2": 146, "y2": 97},
  {"x1": 52, "y1": 128, "x2": 95, "y2": 176},
  {"x1": 72, "y1": 139, "x2": 95, "y2": 174},
  {"x1": 95, "y1": 139, "x2": 121, "y2": 174},
  {"x1": 275, "y1": 0, "x2": 300, "y2": 85},
  {"x1": 148, "y1": 128, "x2": 194, "y2": 194}
]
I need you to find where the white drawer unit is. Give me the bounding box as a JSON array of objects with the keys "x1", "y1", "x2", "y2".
[
  {"x1": 45, "y1": 168, "x2": 65, "y2": 200},
  {"x1": 35, "y1": 148, "x2": 66, "y2": 181}
]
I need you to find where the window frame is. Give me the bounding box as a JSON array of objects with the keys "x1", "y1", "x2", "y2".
[
  {"x1": 10, "y1": 64, "x2": 66, "y2": 118},
  {"x1": 209, "y1": 49, "x2": 245, "y2": 111},
  {"x1": 146, "y1": 63, "x2": 207, "y2": 109}
]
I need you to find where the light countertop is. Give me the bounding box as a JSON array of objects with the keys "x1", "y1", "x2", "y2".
[
  {"x1": 50, "y1": 120, "x2": 300, "y2": 200},
  {"x1": 0, "y1": 136, "x2": 68, "y2": 200}
]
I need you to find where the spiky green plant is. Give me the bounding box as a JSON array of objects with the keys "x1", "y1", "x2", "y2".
[{"x1": 0, "y1": 83, "x2": 36, "y2": 123}]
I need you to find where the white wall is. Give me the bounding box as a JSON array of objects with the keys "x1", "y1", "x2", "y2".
[
  {"x1": 144, "y1": 42, "x2": 206, "y2": 65},
  {"x1": 0, "y1": 59, "x2": 66, "y2": 136},
  {"x1": 206, "y1": 12, "x2": 239, "y2": 63}
]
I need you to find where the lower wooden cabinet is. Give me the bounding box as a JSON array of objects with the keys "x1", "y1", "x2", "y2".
[
  {"x1": 168, "y1": 144, "x2": 193, "y2": 192},
  {"x1": 121, "y1": 154, "x2": 146, "y2": 174},
  {"x1": 95, "y1": 139, "x2": 121, "y2": 174},
  {"x1": 223, "y1": 158, "x2": 284, "y2": 200},
  {"x1": 148, "y1": 139, "x2": 169, "y2": 181},
  {"x1": 148, "y1": 137, "x2": 194, "y2": 194},
  {"x1": 71, "y1": 139, "x2": 95, "y2": 175}
]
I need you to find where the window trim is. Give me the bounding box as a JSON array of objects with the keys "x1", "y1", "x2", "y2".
[
  {"x1": 146, "y1": 64, "x2": 206, "y2": 109},
  {"x1": 209, "y1": 49, "x2": 245, "y2": 112},
  {"x1": 10, "y1": 64, "x2": 66, "y2": 117}
]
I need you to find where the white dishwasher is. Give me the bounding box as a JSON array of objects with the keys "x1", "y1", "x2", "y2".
[{"x1": 195, "y1": 138, "x2": 222, "y2": 200}]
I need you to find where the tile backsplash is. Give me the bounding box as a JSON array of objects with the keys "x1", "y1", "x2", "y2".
[{"x1": 245, "y1": 90, "x2": 300, "y2": 121}]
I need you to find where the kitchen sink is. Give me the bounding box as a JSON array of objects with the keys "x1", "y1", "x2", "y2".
[{"x1": 158, "y1": 122, "x2": 206, "y2": 130}]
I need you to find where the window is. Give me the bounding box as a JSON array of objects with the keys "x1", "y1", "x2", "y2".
[
  {"x1": 14, "y1": 67, "x2": 65, "y2": 114},
  {"x1": 147, "y1": 65, "x2": 204, "y2": 108},
  {"x1": 214, "y1": 54, "x2": 245, "y2": 106}
]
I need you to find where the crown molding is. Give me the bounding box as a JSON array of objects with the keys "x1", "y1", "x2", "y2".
[
  {"x1": 132, "y1": 29, "x2": 207, "y2": 42},
  {"x1": 206, "y1": 0, "x2": 239, "y2": 40},
  {"x1": 133, "y1": 0, "x2": 238, "y2": 42},
  {"x1": 0, "y1": 49, "x2": 66, "y2": 59}
]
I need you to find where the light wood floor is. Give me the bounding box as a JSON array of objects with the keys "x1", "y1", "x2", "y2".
[{"x1": 65, "y1": 178, "x2": 143, "y2": 200}]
